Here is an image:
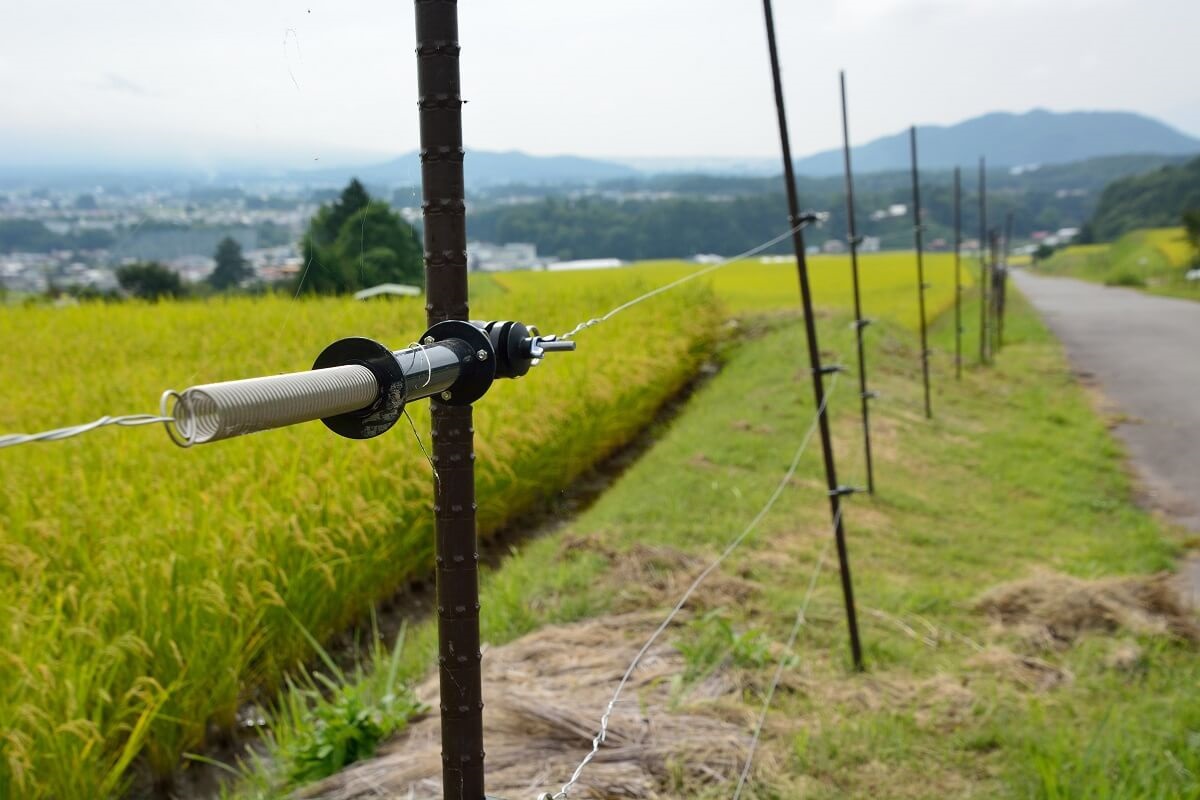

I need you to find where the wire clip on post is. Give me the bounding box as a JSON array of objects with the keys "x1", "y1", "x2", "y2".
[
  {"x1": 790, "y1": 211, "x2": 826, "y2": 228},
  {"x1": 161, "y1": 320, "x2": 574, "y2": 447}
]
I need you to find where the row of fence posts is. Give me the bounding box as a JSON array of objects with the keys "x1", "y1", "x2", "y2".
[{"x1": 410, "y1": 2, "x2": 1016, "y2": 796}]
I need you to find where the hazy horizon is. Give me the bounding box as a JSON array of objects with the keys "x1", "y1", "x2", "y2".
[{"x1": 4, "y1": 0, "x2": 1200, "y2": 172}]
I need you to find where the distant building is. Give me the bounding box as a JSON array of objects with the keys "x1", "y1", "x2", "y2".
[
  {"x1": 888, "y1": 203, "x2": 908, "y2": 217},
  {"x1": 468, "y1": 241, "x2": 539, "y2": 272},
  {"x1": 167, "y1": 255, "x2": 215, "y2": 283},
  {"x1": 354, "y1": 283, "x2": 422, "y2": 300},
  {"x1": 546, "y1": 258, "x2": 624, "y2": 272},
  {"x1": 860, "y1": 236, "x2": 882, "y2": 253},
  {"x1": 821, "y1": 239, "x2": 846, "y2": 254}
]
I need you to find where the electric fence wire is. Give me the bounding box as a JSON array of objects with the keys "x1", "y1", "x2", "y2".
[
  {"x1": 731, "y1": 513, "x2": 837, "y2": 800},
  {"x1": 0, "y1": 224, "x2": 817, "y2": 452},
  {"x1": 0, "y1": 414, "x2": 174, "y2": 450},
  {"x1": 557, "y1": 221, "x2": 814, "y2": 340},
  {"x1": 542, "y1": 370, "x2": 842, "y2": 800}
]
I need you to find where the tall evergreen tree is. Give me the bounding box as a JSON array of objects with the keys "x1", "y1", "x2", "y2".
[
  {"x1": 297, "y1": 179, "x2": 423, "y2": 295},
  {"x1": 209, "y1": 236, "x2": 252, "y2": 290}
]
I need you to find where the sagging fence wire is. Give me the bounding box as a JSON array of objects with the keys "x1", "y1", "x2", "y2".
[{"x1": 540, "y1": 371, "x2": 842, "y2": 800}]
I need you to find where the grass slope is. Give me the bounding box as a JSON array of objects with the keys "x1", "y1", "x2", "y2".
[
  {"x1": 235, "y1": 290, "x2": 1196, "y2": 798},
  {"x1": 1036, "y1": 228, "x2": 1199, "y2": 300}
]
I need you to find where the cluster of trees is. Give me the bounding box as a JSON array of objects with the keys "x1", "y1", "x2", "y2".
[
  {"x1": 466, "y1": 154, "x2": 1190, "y2": 261},
  {"x1": 104, "y1": 235, "x2": 252, "y2": 300},
  {"x1": 0, "y1": 219, "x2": 116, "y2": 254},
  {"x1": 297, "y1": 179, "x2": 423, "y2": 295},
  {"x1": 33, "y1": 180, "x2": 423, "y2": 303},
  {"x1": 468, "y1": 184, "x2": 1038, "y2": 261},
  {"x1": 1087, "y1": 156, "x2": 1200, "y2": 240}
]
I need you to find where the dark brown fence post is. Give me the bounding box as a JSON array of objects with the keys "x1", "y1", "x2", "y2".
[
  {"x1": 953, "y1": 166, "x2": 963, "y2": 380},
  {"x1": 978, "y1": 157, "x2": 990, "y2": 365},
  {"x1": 838, "y1": 71, "x2": 875, "y2": 494},
  {"x1": 999, "y1": 211, "x2": 1014, "y2": 349},
  {"x1": 760, "y1": 0, "x2": 864, "y2": 671},
  {"x1": 414, "y1": 2, "x2": 485, "y2": 798},
  {"x1": 909, "y1": 127, "x2": 932, "y2": 418}
]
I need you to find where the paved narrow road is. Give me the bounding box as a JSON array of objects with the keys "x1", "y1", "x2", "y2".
[{"x1": 1013, "y1": 270, "x2": 1200, "y2": 532}]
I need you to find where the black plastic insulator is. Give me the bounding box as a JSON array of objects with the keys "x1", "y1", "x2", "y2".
[
  {"x1": 313, "y1": 337, "x2": 407, "y2": 440},
  {"x1": 420, "y1": 320, "x2": 497, "y2": 405},
  {"x1": 480, "y1": 320, "x2": 535, "y2": 379}
]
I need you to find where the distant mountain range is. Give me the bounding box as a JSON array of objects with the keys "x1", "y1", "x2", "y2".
[
  {"x1": 4, "y1": 109, "x2": 1197, "y2": 191},
  {"x1": 787, "y1": 109, "x2": 1200, "y2": 176},
  {"x1": 288, "y1": 109, "x2": 1200, "y2": 187},
  {"x1": 291, "y1": 149, "x2": 639, "y2": 188}
]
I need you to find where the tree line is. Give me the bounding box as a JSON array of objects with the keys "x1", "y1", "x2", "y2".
[
  {"x1": 1086, "y1": 155, "x2": 1200, "y2": 241},
  {"x1": 43, "y1": 180, "x2": 424, "y2": 302}
]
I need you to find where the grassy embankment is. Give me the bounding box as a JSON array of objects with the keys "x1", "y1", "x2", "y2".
[
  {"x1": 238, "y1": 284, "x2": 1195, "y2": 796},
  {"x1": 0, "y1": 253, "x2": 961, "y2": 798},
  {"x1": 236, "y1": 260, "x2": 1195, "y2": 798},
  {"x1": 1036, "y1": 227, "x2": 1199, "y2": 300}
]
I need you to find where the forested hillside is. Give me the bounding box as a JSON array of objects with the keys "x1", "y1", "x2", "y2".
[{"x1": 1088, "y1": 156, "x2": 1200, "y2": 240}]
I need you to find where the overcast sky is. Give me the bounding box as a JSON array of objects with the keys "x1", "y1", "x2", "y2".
[{"x1": 2, "y1": 0, "x2": 1199, "y2": 171}]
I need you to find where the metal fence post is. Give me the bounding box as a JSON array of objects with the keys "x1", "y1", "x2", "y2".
[
  {"x1": 978, "y1": 157, "x2": 990, "y2": 365},
  {"x1": 999, "y1": 211, "x2": 1014, "y2": 349},
  {"x1": 414, "y1": 2, "x2": 485, "y2": 798},
  {"x1": 989, "y1": 228, "x2": 1002, "y2": 354},
  {"x1": 838, "y1": 71, "x2": 875, "y2": 494},
  {"x1": 909, "y1": 127, "x2": 932, "y2": 419},
  {"x1": 760, "y1": 0, "x2": 864, "y2": 671},
  {"x1": 953, "y1": 166, "x2": 963, "y2": 380}
]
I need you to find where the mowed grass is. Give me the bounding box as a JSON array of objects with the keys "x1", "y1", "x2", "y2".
[
  {"x1": 237, "y1": 289, "x2": 1197, "y2": 799},
  {"x1": 0, "y1": 252, "x2": 958, "y2": 798},
  {"x1": 1037, "y1": 227, "x2": 1199, "y2": 300}
]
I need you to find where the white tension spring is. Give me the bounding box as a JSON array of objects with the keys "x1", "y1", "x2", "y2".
[{"x1": 161, "y1": 365, "x2": 378, "y2": 447}]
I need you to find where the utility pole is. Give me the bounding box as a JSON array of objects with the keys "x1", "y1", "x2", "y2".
[
  {"x1": 978, "y1": 157, "x2": 989, "y2": 365},
  {"x1": 953, "y1": 167, "x2": 963, "y2": 380},
  {"x1": 909, "y1": 126, "x2": 932, "y2": 418},
  {"x1": 760, "y1": 0, "x2": 863, "y2": 671},
  {"x1": 838, "y1": 71, "x2": 875, "y2": 494},
  {"x1": 415, "y1": 3, "x2": 485, "y2": 798}
]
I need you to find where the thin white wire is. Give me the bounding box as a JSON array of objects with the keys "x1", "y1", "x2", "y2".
[
  {"x1": 0, "y1": 226, "x2": 809, "y2": 452},
  {"x1": 0, "y1": 414, "x2": 173, "y2": 450},
  {"x1": 557, "y1": 223, "x2": 808, "y2": 340},
  {"x1": 731, "y1": 513, "x2": 838, "y2": 800},
  {"x1": 544, "y1": 371, "x2": 841, "y2": 800}
]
